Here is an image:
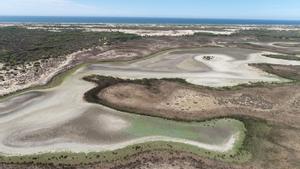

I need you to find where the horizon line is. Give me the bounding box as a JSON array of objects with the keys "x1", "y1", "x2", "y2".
[{"x1": 1, "y1": 15, "x2": 300, "y2": 21}]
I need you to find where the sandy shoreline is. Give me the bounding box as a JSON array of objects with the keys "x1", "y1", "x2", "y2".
[
  {"x1": 0, "y1": 47, "x2": 299, "y2": 157},
  {"x1": 0, "y1": 48, "x2": 250, "y2": 157},
  {"x1": 87, "y1": 49, "x2": 300, "y2": 87},
  {"x1": 0, "y1": 133, "x2": 240, "y2": 156}
]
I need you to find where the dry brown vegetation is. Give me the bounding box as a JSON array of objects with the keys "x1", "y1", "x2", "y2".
[
  {"x1": 84, "y1": 64, "x2": 300, "y2": 128},
  {"x1": 80, "y1": 64, "x2": 300, "y2": 169},
  {"x1": 97, "y1": 81, "x2": 299, "y2": 127},
  {"x1": 0, "y1": 150, "x2": 250, "y2": 169}
]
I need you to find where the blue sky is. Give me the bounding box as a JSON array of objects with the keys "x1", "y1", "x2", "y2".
[{"x1": 0, "y1": 0, "x2": 300, "y2": 20}]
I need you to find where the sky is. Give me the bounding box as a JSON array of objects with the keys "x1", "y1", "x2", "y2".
[{"x1": 0, "y1": 0, "x2": 300, "y2": 20}]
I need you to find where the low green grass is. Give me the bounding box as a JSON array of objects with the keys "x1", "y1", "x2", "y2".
[
  {"x1": 128, "y1": 117, "x2": 244, "y2": 145},
  {"x1": 237, "y1": 117, "x2": 280, "y2": 168}
]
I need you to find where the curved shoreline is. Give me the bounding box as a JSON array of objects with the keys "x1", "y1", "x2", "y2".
[
  {"x1": 0, "y1": 132, "x2": 242, "y2": 156},
  {"x1": 0, "y1": 124, "x2": 248, "y2": 165},
  {"x1": 0, "y1": 47, "x2": 299, "y2": 165},
  {"x1": 1, "y1": 47, "x2": 300, "y2": 101}
]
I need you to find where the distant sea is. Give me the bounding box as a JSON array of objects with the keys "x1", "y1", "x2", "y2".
[{"x1": 1, "y1": 16, "x2": 300, "y2": 25}]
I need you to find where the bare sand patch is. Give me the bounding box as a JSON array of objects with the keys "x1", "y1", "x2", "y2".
[
  {"x1": 98, "y1": 114, "x2": 130, "y2": 132},
  {"x1": 87, "y1": 48, "x2": 300, "y2": 87}
]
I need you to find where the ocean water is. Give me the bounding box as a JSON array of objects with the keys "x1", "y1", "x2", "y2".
[{"x1": 0, "y1": 16, "x2": 300, "y2": 25}]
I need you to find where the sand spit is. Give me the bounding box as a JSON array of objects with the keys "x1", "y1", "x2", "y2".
[
  {"x1": 23, "y1": 24, "x2": 239, "y2": 36},
  {"x1": 85, "y1": 28, "x2": 235, "y2": 36}
]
